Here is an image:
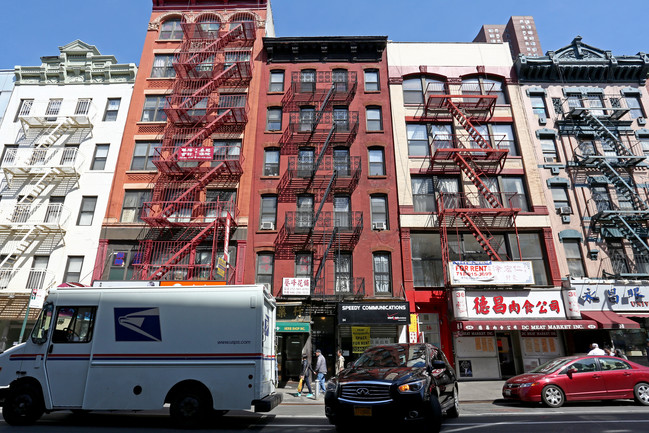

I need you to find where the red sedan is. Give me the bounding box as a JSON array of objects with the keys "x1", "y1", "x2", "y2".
[{"x1": 502, "y1": 355, "x2": 649, "y2": 408}]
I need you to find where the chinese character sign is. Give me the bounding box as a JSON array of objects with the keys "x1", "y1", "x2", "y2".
[
  {"x1": 571, "y1": 281, "x2": 649, "y2": 312},
  {"x1": 282, "y1": 277, "x2": 311, "y2": 296},
  {"x1": 463, "y1": 290, "x2": 567, "y2": 319},
  {"x1": 178, "y1": 147, "x2": 214, "y2": 161}
]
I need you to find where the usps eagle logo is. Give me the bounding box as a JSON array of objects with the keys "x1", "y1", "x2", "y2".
[{"x1": 114, "y1": 308, "x2": 162, "y2": 342}]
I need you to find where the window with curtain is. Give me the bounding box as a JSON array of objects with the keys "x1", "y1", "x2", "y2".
[
  {"x1": 334, "y1": 253, "x2": 352, "y2": 293},
  {"x1": 256, "y1": 253, "x2": 274, "y2": 290},
  {"x1": 370, "y1": 195, "x2": 388, "y2": 229},
  {"x1": 264, "y1": 148, "x2": 280, "y2": 176},
  {"x1": 412, "y1": 177, "x2": 435, "y2": 212},
  {"x1": 368, "y1": 148, "x2": 385, "y2": 176},
  {"x1": 260, "y1": 195, "x2": 277, "y2": 228},
  {"x1": 373, "y1": 253, "x2": 392, "y2": 294},
  {"x1": 151, "y1": 54, "x2": 175, "y2": 78},
  {"x1": 563, "y1": 240, "x2": 585, "y2": 278},
  {"x1": 411, "y1": 233, "x2": 444, "y2": 287},
  {"x1": 266, "y1": 107, "x2": 282, "y2": 131},
  {"x1": 160, "y1": 18, "x2": 182, "y2": 39},
  {"x1": 121, "y1": 190, "x2": 151, "y2": 223}
]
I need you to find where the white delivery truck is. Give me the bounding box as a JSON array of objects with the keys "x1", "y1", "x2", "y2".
[{"x1": 0, "y1": 282, "x2": 282, "y2": 426}]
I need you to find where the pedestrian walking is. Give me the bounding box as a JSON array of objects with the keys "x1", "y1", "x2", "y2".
[
  {"x1": 296, "y1": 354, "x2": 313, "y2": 398},
  {"x1": 587, "y1": 343, "x2": 605, "y2": 355},
  {"x1": 614, "y1": 348, "x2": 628, "y2": 360},
  {"x1": 315, "y1": 349, "x2": 327, "y2": 394},
  {"x1": 335, "y1": 349, "x2": 345, "y2": 375}
]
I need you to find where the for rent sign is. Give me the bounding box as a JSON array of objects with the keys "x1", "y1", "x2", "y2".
[{"x1": 449, "y1": 261, "x2": 534, "y2": 286}]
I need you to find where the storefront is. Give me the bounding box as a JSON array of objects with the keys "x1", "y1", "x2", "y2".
[
  {"x1": 337, "y1": 301, "x2": 409, "y2": 364},
  {"x1": 275, "y1": 301, "x2": 311, "y2": 383},
  {"x1": 570, "y1": 278, "x2": 648, "y2": 366},
  {"x1": 452, "y1": 287, "x2": 598, "y2": 379}
]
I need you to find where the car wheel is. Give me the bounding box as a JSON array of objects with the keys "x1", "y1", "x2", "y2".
[
  {"x1": 541, "y1": 385, "x2": 564, "y2": 408},
  {"x1": 428, "y1": 396, "x2": 443, "y2": 433},
  {"x1": 634, "y1": 382, "x2": 649, "y2": 406},
  {"x1": 2, "y1": 383, "x2": 45, "y2": 426},
  {"x1": 169, "y1": 386, "x2": 211, "y2": 428},
  {"x1": 446, "y1": 386, "x2": 460, "y2": 418}
]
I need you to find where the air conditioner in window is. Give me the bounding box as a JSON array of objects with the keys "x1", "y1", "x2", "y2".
[
  {"x1": 260, "y1": 221, "x2": 275, "y2": 230},
  {"x1": 558, "y1": 206, "x2": 572, "y2": 215},
  {"x1": 372, "y1": 222, "x2": 387, "y2": 231}
]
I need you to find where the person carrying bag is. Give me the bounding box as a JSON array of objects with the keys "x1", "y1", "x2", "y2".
[{"x1": 296, "y1": 354, "x2": 313, "y2": 398}]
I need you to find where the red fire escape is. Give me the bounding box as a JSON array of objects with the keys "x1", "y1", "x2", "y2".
[
  {"x1": 274, "y1": 71, "x2": 364, "y2": 298},
  {"x1": 133, "y1": 17, "x2": 256, "y2": 281},
  {"x1": 425, "y1": 82, "x2": 520, "y2": 285}
]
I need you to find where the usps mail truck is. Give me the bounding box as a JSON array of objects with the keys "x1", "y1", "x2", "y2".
[{"x1": 0, "y1": 282, "x2": 282, "y2": 426}]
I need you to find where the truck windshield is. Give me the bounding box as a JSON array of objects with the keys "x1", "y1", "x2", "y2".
[
  {"x1": 354, "y1": 345, "x2": 427, "y2": 368},
  {"x1": 31, "y1": 303, "x2": 54, "y2": 344}
]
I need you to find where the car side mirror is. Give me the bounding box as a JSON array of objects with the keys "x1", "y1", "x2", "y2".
[
  {"x1": 431, "y1": 360, "x2": 446, "y2": 370},
  {"x1": 567, "y1": 367, "x2": 577, "y2": 379}
]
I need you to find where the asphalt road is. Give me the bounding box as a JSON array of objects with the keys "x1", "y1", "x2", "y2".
[{"x1": 1, "y1": 400, "x2": 648, "y2": 432}]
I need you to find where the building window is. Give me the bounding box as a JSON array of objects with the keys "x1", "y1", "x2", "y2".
[
  {"x1": 402, "y1": 76, "x2": 445, "y2": 105},
  {"x1": 64, "y1": 256, "x2": 84, "y2": 282},
  {"x1": 406, "y1": 123, "x2": 452, "y2": 157},
  {"x1": 364, "y1": 69, "x2": 379, "y2": 92},
  {"x1": 530, "y1": 95, "x2": 547, "y2": 118},
  {"x1": 332, "y1": 69, "x2": 348, "y2": 92},
  {"x1": 91, "y1": 144, "x2": 109, "y2": 170},
  {"x1": 499, "y1": 176, "x2": 529, "y2": 212},
  {"x1": 141, "y1": 96, "x2": 167, "y2": 122},
  {"x1": 75, "y1": 99, "x2": 91, "y2": 115},
  {"x1": 334, "y1": 253, "x2": 352, "y2": 293},
  {"x1": 366, "y1": 106, "x2": 383, "y2": 131},
  {"x1": 333, "y1": 106, "x2": 349, "y2": 131},
  {"x1": 625, "y1": 95, "x2": 645, "y2": 119},
  {"x1": 370, "y1": 195, "x2": 388, "y2": 230},
  {"x1": 160, "y1": 18, "x2": 182, "y2": 39},
  {"x1": 264, "y1": 148, "x2": 280, "y2": 176},
  {"x1": 334, "y1": 195, "x2": 351, "y2": 229},
  {"x1": 103, "y1": 98, "x2": 121, "y2": 121},
  {"x1": 213, "y1": 139, "x2": 241, "y2": 161},
  {"x1": 551, "y1": 186, "x2": 570, "y2": 209},
  {"x1": 151, "y1": 54, "x2": 176, "y2": 78},
  {"x1": 131, "y1": 141, "x2": 158, "y2": 170},
  {"x1": 266, "y1": 107, "x2": 282, "y2": 131},
  {"x1": 45, "y1": 99, "x2": 62, "y2": 121},
  {"x1": 373, "y1": 252, "x2": 392, "y2": 294},
  {"x1": 333, "y1": 148, "x2": 350, "y2": 176},
  {"x1": 607, "y1": 241, "x2": 630, "y2": 275},
  {"x1": 296, "y1": 195, "x2": 314, "y2": 229},
  {"x1": 295, "y1": 252, "x2": 312, "y2": 279},
  {"x1": 540, "y1": 137, "x2": 558, "y2": 162},
  {"x1": 563, "y1": 240, "x2": 585, "y2": 277},
  {"x1": 462, "y1": 77, "x2": 507, "y2": 104},
  {"x1": 411, "y1": 233, "x2": 444, "y2": 286},
  {"x1": 297, "y1": 148, "x2": 315, "y2": 177},
  {"x1": 269, "y1": 70, "x2": 284, "y2": 92},
  {"x1": 77, "y1": 196, "x2": 98, "y2": 226},
  {"x1": 121, "y1": 190, "x2": 151, "y2": 223},
  {"x1": 299, "y1": 106, "x2": 315, "y2": 132},
  {"x1": 412, "y1": 177, "x2": 436, "y2": 212},
  {"x1": 256, "y1": 252, "x2": 274, "y2": 290},
  {"x1": 300, "y1": 69, "x2": 316, "y2": 93},
  {"x1": 639, "y1": 136, "x2": 649, "y2": 157},
  {"x1": 15, "y1": 99, "x2": 33, "y2": 121},
  {"x1": 260, "y1": 195, "x2": 277, "y2": 229},
  {"x1": 368, "y1": 148, "x2": 385, "y2": 176}
]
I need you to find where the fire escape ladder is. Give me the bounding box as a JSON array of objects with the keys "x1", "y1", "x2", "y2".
[
  {"x1": 307, "y1": 83, "x2": 336, "y2": 136},
  {"x1": 458, "y1": 213, "x2": 502, "y2": 261},
  {"x1": 0, "y1": 228, "x2": 37, "y2": 269},
  {"x1": 313, "y1": 227, "x2": 339, "y2": 291},
  {"x1": 445, "y1": 100, "x2": 491, "y2": 150},
  {"x1": 146, "y1": 221, "x2": 218, "y2": 280},
  {"x1": 595, "y1": 159, "x2": 649, "y2": 211},
  {"x1": 313, "y1": 123, "x2": 336, "y2": 175},
  {"x1": 16, "y1": 171, "x2": 54, "y2": 206},
  {"x1": 182, "y1": 24, "x2": 246, "y2": 68},
  {"x1": 452, "y1": 152, "x2": 503, "y2": 209},
  {"x1": 313, "y1": 171, "x2": 337, "y2": 228},
  {"x1": 578, "y1": 111, "x2": 634, "y2": 158},
  {"x1": 610, "y1": 214, "x2": 649, "y2": 255}
]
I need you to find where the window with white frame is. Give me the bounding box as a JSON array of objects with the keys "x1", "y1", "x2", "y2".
[
  {"x1": 411, "y1": 176, "x2": 435, "y2": 213},
  {"x1": 364, "y1": 69, "x2": 379, "y2": 92},
  {"x1": 77, "y1": 196, "x2": 98, "y2": 226},
  {"x1": 103, "y1": 98, "x2": 121, "y2": 121},
  {"x1": 540, "y1": 137, "x2": 558, "y2": 162},
  {"x1": 370, "y1": 195, "x2": 388, "y2": 229},
  {"x1": 269, "y1": 70, "x2": 284, "y2": 92},
  {"x1": 75, "y1": 99, "x2": 91, "y2": 115},
  {"x1": 551, "y1": 186, "x2": 569, "y2": 209},
  {"x1": 91, "y1": 144, "x2": 109, "y2": 170},
  {"x1": 131, "y1": 141, "x2": 158, "y2": 170},
  {"x1": 530, "y1": 94, "x2": 547, "y2": 118},
  {"x1": 373, "y1": 252, "x2": 392, "y2": 294},
  {"x1": 160, "y1": 18, "x2": 182, "y2": 39},
  {"x1": 264, "y1": 148, "x2": 280, "y2": 176},
  {"x1": 625, "y1": 94, "x2": 645, "y2": 119},
  {"x1": 462, "y1": 77, "x2": 507, "y2": 104},
  {"x1": 256, "y1": 252, "x2": 274, "y2": 290},
  {"x1": 368, "y1": 147, "x2": 385, "y2": 176},
  {"x1": 64, "y1": 256, "x2": 84, "y2": 282},
  {"x1": 151, "y1": 54, "x2": 176, "y2": 78},
  {"x1": 366, "y1": 106, "x2": 383, "y2": 131},
  {"x1": 15, "y1": 99, "x2": 33, "y2": 121},
  {"x1": 121, "y1": 190, "x2": 151, "y2": 223},
  {"x1": 141, "y1": 96, "x2": 167, "y2": 122},
  {"x1": 266, "y1": 107, "x2": 282, "y2": 131},
  {"x1": 260, "y1": 195, "x2": 277, "y2": 229}
]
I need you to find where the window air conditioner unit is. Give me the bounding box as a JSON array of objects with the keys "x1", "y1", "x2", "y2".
[
  {"x1": 558, "y1": 206, "x2": 572, "y2": 215},
  {"x1": 260, "y1": 221, "x2": 275, "y2": 230},
  {"x1": 538, "y1": 116, "x2": 547, "y2": 125},
  {"x1": 372, "y1": 222, "x2": 387, "y2": 231},
  {"x1": 638, "y1": 117, "x2": 646, "y2": 126}
]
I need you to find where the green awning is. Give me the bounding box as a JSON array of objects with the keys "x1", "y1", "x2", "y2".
[{"x1": 276, "y1": 322, "x2": 310, "y2": 333}]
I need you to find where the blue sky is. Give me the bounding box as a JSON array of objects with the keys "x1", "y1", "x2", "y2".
[{"x1": 1, "y1": 0, "x2": 647, "y2": 69}]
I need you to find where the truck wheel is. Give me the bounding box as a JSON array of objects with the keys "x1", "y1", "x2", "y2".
[
  {"x1": 2, "y1": 383, "x2": 45, "y2": 426},
  {"x1": 170, "y1": 386, "x2": 211, "y2": 428},
  {"x1": 428, "y1": 396, "x2": 443, "y2": 433},
  {"x1": 634, "y1": 382, "x2": 649, "y2": 406}
]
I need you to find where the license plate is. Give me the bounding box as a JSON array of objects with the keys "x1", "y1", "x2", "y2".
[
  {"x1": 354, "y1": 407, "x2": 372, "y2": 417},
  {"x1": 504, "y1": 389, "x2": 512, "y2": 396}
]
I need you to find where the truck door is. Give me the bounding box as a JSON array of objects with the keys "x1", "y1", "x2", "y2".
[{"x1": 45, "y1": 306, "x2": 97, "y2": 408}]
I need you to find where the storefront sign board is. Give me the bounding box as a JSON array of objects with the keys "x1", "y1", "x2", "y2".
[{"x1": 449, "y1": 261, "x2": 534, "y2": 286}]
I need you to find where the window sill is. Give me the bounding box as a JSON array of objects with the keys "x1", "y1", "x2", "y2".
[
  {"x1": 368, "y1": 175, "x2": 387, "y2": 179},
  {"x1": 136, "y1": 121, "x2": 167, "y2": 125},
  {"x1": 364, "y1": 90, "x2": 381, "y2": 94},
  {"x1": 260, "y1": 175, "x2": 280, "y2": 180},
  {"x1": 366, "y1": 130, "x2": 384, "y2": 134},
  {"x1": 256, "y1": 229, "x2": 278, "y2": 234},
  {"x1": 265, "y1": 130, "x2": 283, "y2": 134},
  {"x1": 146, "y1": 77, "x2": 175, "y2": 81},
  {"x1": 125, "y1": 170, "x2": 157, "y2": 174},
  {"x1": 267, "y1": 91, "x2": 285, "y2": 95}
]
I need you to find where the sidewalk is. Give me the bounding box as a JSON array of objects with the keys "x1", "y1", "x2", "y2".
[{"x1": 277, "y1": 380, "x2": 506, "y2": 405}]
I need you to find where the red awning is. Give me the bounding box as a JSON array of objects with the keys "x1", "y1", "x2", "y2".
[
  {"x1": 579, "y1": 311, "x2": 641, "y2": 329},
  {"x1": 452, "y1": 319, "x2": 599, "y2": 332},
  {"x1": 620, "y1": 313, "x2": 649, "y2": 318}
]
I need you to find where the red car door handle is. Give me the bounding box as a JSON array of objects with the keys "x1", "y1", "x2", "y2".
[
  {"x1": 624, "y1": 372, "x2": 632, "y2": 376},
  {"x1": 593, "y1": 374, "x2": 601, "y2": 379}
]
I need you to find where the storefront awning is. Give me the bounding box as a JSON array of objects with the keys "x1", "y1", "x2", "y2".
[
  {"x1": 620, "y1": 313, "x2": 649, "y2": 318},
  {"x1": 580, "y1": 311, "x2": 641, "y2": 329},
  {"x1": 453, "y1": 319, "x2": 598, "y2": 332}
]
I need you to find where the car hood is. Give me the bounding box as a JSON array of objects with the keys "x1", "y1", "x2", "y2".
[
  {"x1": 506, "y1": 373, "x2": 547, "y2": 384},
  {"x1": 337, "y1": 367, "x2": 425, "y2": 384}
]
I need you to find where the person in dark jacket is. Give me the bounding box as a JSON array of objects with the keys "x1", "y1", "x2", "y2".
[{"x1": 297, "y1": 354, "x2": 313, "y2": 398}]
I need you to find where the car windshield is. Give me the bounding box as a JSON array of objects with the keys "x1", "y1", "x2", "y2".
[
  {"x1": 354, "y1": 345, "x2": 427, "y2": 368},
  {"x1": 529, "y1": 358, "x2": 573, "y2": 374}
]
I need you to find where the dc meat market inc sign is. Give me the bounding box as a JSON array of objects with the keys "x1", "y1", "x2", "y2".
[{"x1": 449, "y1": 261, "x2": 534, "y2": 286}]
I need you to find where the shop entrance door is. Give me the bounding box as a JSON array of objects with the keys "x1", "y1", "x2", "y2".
[
  {"x1": 497, "y1": 332, "x2": 516, "y2": 378},
  {"x1": 278, "y1": 333, "x2": 308, "y2": 382}
]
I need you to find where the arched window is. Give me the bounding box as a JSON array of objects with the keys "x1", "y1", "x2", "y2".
[
  {"x1": 402, "y1": 76, "x2": 446, "y2": 105},
  {"x1": 197, "y1": 15, "x2": 221, "y2": 38},
  {"x1": 461, "y1": 77, "x2": 507, "y2": 104},
  {"x1": 160, "y1": 18, "x2": 182, "y2": 40},
  {"x1": 229, "y1": 12, "x2": 254, "y2": 31}
]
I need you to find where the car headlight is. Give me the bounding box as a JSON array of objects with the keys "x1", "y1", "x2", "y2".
[
  {"x1": 519, "y1": 382, "x2": 538, "y2": 388},
  {"x1": 326, "y1": 379, "x2": 338, "y2": 392},
  {"x1": 398, "y1": 379, "x2": 426, "y2": 393}
]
